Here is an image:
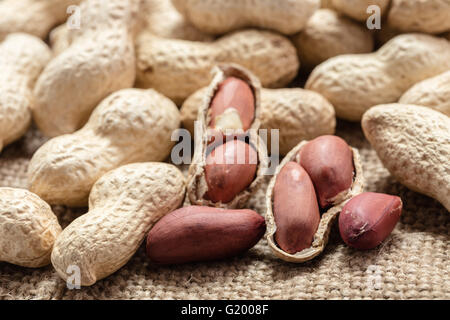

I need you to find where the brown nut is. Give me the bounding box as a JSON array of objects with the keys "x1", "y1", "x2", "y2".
[
  {"x1": 187, "y1": 64, "x2": 268, "y2": 209},
  {"x1": 298, "y1": 135, "x2": 354, "y2": 208},
  {"x1": 146, "y1": 206, "x2": 266, "y2": 265},
  {"x1": 205, "y1": 139, "x2": 258, "y2": 203},
  {"x1": 339, "y1": 192, "x2": 402, "y2": 250},
  {"x1": 273, "y1": 162, "x2": 320, "y2": 254},
  {"x1": 209, "y1": 77, "x2": 255, "y2": 133},
  {"x1": 266, "y1": 137, "x2": 364, "y2": 263}
]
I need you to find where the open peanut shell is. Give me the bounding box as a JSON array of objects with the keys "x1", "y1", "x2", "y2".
[
  {"x1": 265, "y1": 140, "x2": 364, "y2": 262},
  {"x1": 187, "y1": 63, "x2": 269, "y2": 209}
]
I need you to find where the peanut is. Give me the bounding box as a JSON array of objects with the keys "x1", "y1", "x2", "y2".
[
  {"x1": 320, "y1": 0, "x2": 334, "y2": 8},
  {"x1": 298, "y1": 135, "x2": 354, "y2": 209},
  {"x1": 0, "y1": 0, "x2": 82, "y2": 41},
  {"x1": 331, "y1": 0, "x2": 390, "y2": 22},
  {"x1": 51, "y1": 162, "x2": 186, "y2": 286},
  {"x1": 32, "y1": 0, "x2": 143, "y2": 137},
  {"x1": 28, "y1": 89, "x2": 180, "y2": 207},
  {"x1": 146, "y1": 206, "x2": 266, "y2": 265},
  {"x1": 205, "y1": 140, "x2": 258, "y2": 204},
  {"x1": 209, "y1": 77, "x2": 255, "y2": 134},
  {"x1": 273, "y1": 162, "x2": 321, "y2": 254},
  {"x1": 291, "y1": 9, "x2": 374, "y2": 69},
  {"x1": 0, "y1": 33, "x2": 51, "y2": 152},
  {"x1": 306, "y1": 34, "x2": 450, "y2": 121},
  {"x1": 339, "y1": 192, "x2": 403, "y2": 250},
  {"x1": 399, "y1": 71, "x2": 450, "y2": 117},
  {"x1": 388, "y1": 0, "x2": 450, "y2": 34},
  {"x1": 362, "y1": 104, "x2": 450, "y2": 212},
  {"x1": 0, "y1": 188, "x2": 62, "y2": 268},
  {"x1": 181, "y1": 87, "x2": 336, "y2": 155},
  {"x1": 187, "y1": 65, "x2": 268, "y2": 209},
  {"x1": 172, "y1": 0, "x2": 320, "y2": 35},
  {"x1": 142, "y1": 0, "x2": 213, "y2": 41},
  {"x1": 266, "y1": 137, "x2": 364, "y2": 262},
  {"x1": 135, "y1": 29, "x2": 299, "y2": 105}
]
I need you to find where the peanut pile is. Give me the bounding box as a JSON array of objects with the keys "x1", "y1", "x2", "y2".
[{"x1": 0, "y1": 0, "x2": 448, "y2": 287}]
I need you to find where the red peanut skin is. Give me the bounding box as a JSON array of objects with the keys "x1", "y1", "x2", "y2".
[
  {"x1": 339, "y1": 192, "x2": 403, "y2": 250},
  {"x1": 298, "y1": 135, "x2": 354, "y2": 208},
  {"x1": 205, "y1": 139, "x2": 258, "y2": 203},
  {"x1": 209, "y1": 77, "x2": 255, "y2": 132},
  {"x1": 273, "y1": 161, "x2": 320, "y2": 254},
  {"x1": 146, "y1": 206, "x2": 266, "y2": 265}
]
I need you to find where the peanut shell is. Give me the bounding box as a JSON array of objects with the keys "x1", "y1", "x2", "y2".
[
  {"x1": 187, "y1": 64, "x2": 268, "y2": 209},
  {"x1": 265, "y1": 139, "x2": 364, "y2": 262}
]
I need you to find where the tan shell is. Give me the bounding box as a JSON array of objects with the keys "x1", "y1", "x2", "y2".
[
  {"x1": 0, "y1": 0, "x2": 82, "y2": 41},
  {"x1": 266, "y1": 140, "x2": 364, "y2": 262},
  {"x1": 0, "y1": 188, "x2": 62, "y2": 268},
  {"x1": 0, "y1": 33, "x2": 51, "y2": 152},
  {"x1": 388, "y1": 0, "x2": 450, "y2": 34},
  {"x1": 141, "y1": 0, "x2": 213, "y2": 41},
  {"x1": 51, "y1": 162, "x2": 186, "y2": 286},
  {"x1": 321, "y1": 0, "x2": 334, "y2": 8},
  {"x1": 28, "y1": 88, "x2": 180, "y2": 207},
  {"x1": 306, "y1": 34, "x2": 450, "y2": 121},
  {"x1": 362, "y1": 104, "x2": 450, "y2": 212},
  {"x1": 49, "y1": 24, "x2": 71, "y2": 56},
  {"x1": 399, "y1": 71, "x2": 450, "y2": 117},
  {"x1": 32, "y1": 0, "x2": 143, "y2": 137},
  {"x1": 187, "y1": 64, "x2": 269, "y2": 209},
  {"x1": 135, "y1": 29, "x2": 299, "y2": 105},
  {"x1": 331, "y1": 0, "x2": 390, "y2": 21},
  {"x1": 181, "y1": 87, "x2": 336, "y2": 156},
  {"x1": 172, "y1": 0, "x2": 320, "y2": 35},
  {"x1": 291, "y1": 9, "x2": 374, "y2": 69}
]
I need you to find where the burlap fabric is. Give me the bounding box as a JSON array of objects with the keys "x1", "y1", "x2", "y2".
[{"x1": 0, "y1": 121, "x2": 448, "y2": 300}]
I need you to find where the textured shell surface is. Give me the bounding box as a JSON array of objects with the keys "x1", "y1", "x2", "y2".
[
  {"x1": 306, "y1": 34, "x2": 450, "y2": 121},
  {"x1": 0, "y1": 33, "x2": 51, "y2": 151},
  {"x1": 291, "y1": 9, "x2": 374, "y2": 68},
  {"x1": 362, "y1": 104, "x2": 450, "y2": 212},
  {"x1": 172, "y1": 0, "x2": 320, "y2": 35},
  {"x1": 136, "y1": 29, "x2": 299, "y2": 105},
  {"x1": 32, "y1": 0, "x2": 143, "y2": 137},
  {"x1": 331, "y1": 0, "x2": 390, "y2": 21},
  {"x1": 0, "y1": 0, "x2": 82, "y2": 41},
  {"x1": 28, "y1": 88, "x2": 180, "y2": 207},
  {"x1": 0, "y1": 188, "x2": 62, "y2": 268},
  {"x1": 388, "y1": 0, "x2": 450, "y2": 34},
  {"x1": 51, "y1": 162, "x2": 186, "y2": 286},
  {"x1": 399, "y1": 71, "x2": 450, "y2": 117},
  {"x1": 140, "y1": 0, "x2": 213, "y2": 41},
  {"x1": 265, "y1": 139, "x2": 364, "y2": 262}
]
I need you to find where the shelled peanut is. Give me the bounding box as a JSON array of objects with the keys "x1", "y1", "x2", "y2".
[
  {"x1": 181, "y1": 86, "x2": 336, "y2": 155},
  {"x1": 0, "y1": 188, "x2": 62, "y2": 268},
  {"x1": 33, "y1": 0, "x2": 143, "y2": 137},
  {"x1": 28, "y1": 89, "x2": 180, "y2": 207},
  {"x1": 135, "y1": 29, "x2": 299, "y2": 105},
  {"x1": 171, "y1": 0, "x2": 320, "y2": 35},
  {"x1": 51, "y1": 162, "x2": 186, "y2": 286},
  {"x1": 266, "y1": 135, "x2": 364, "y2": 262},
  {"x1": 187, "y1": 64, "x2": 268, "y2": 209},
  {"x1": 339, "y1": 193, "x2": 403, "y2": 250},
  {"x1": 306, "y1": 34, "x2": 450, "y2": 121},
  {"x1": 362, "y1": 104, "x2": 450, "y2": 211},
  {"x1": 291, "y1": 9, "x2": 374, "y2": 69},
  {"x1": 146, "y1": 206, "x2": 266, "y2": 265},
  {"x1": 0, "y1": 33, "x2": 51, "y2": 152}
]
